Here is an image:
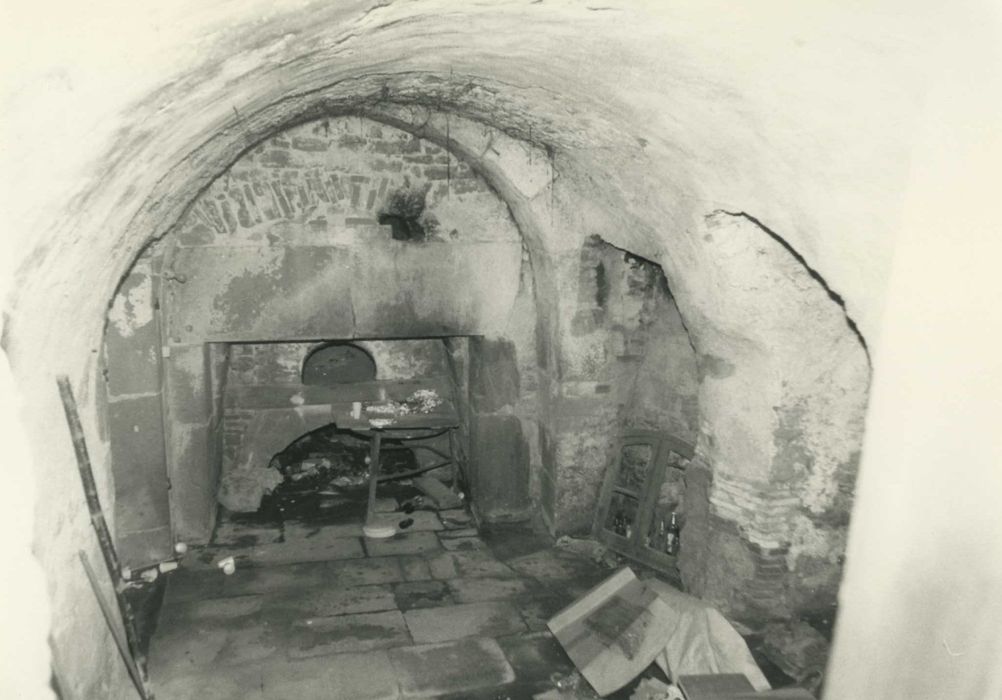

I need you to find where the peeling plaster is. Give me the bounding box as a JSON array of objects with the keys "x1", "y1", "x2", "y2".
[
  {"x1": 787, "y1": 512, "x2": 846, "y2": 570},
  {"x1": 107, "y1": 272, "x2": 153, "y2": 338}
]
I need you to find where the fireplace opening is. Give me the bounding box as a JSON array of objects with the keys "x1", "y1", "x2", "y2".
[{"x1": 217, "y1": 337, "x2": 472, "y2": 522}]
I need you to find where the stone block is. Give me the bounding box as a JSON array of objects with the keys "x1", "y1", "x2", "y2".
[
  {"x1": 438, "y1": 527, "x2": 478, "y2": 539},
  {"x1": 216, "y1": 561, "x2": 334, "y2": 598},
  {"x1": 438, "y1": 509, "x2": 473, "y2": 528},
  {"x1": 109, "y1": 394, "x2": 170, "y2": 527},
  {"x1": 393, "y1": 580, "x2": 454, "y2": 611},
  {"x1": 289, "y1": 610, "x2": 411, "y2": 657},
  {"x1": 165, "y1": 246, "x2": 356, "y2": 343},
  {"x1": 259, "y1": 149, "x2": 291, "y2": 167},
  {"x1": 211, "y1": 624, "x2": 281, "y2": 667},
  {"x1": 400, "y1": 510, "x2": 444, "y2": 532},
  {"x1": 506, "y1": 550, "x2": 609, "y2": 591},
  {"x1": 283, "y1": 520, "x2": 365, "y2": 540},
  {"x1": 164, "y1": 344, "x2": 211, "y2": 423},
  {"x1": 151, "y1": 651, "x2": 402, "y2": 700},
  {"x1": 427, "y1": 551, "x2": 517, "y2": 581},
  {"x1": 398, "y1": 556, "x2": 432, "y2": 582},
  {"x1": 514, "y1": 595, "x2": 570, "y2": 633},
  {"x1": 447, "y1": 577, "x2": 530, "y2": 604},
  {"x1": 403, "y1": 601, "x2": 526, "y2": 643},
  {"x1": 276, "y1": 584, "x2": 397, "y2": 618},
  {"x1": 349, "y1": 242, "x2": 522, "y2": 338},
  {"x1": 439, "y1": 536, "x2": 487, "y2": 552},
  {"x1": 292, "y1": 137, "x2": 327, "y2": 152},
  {"x1": 162, "y1": 566, "x2": 226, "y2": 605},
  {"x1": 328, "y1": 557, "x2": 406, "y2": 587},
  {"x1": 427, "y1": 552, "x2": 459, "y2": 580},
  {"x1": 470, "y1": 414, "x2": 531, "y2": 519},
  {"x1": 363, "y1": 531, "x2": 442, "y2": 558},
  {"x1": 164, "y1": 595, "x2": 265, "y2": 623},
  {"x1": 148, "y1": 623, "x2": 230, "y2": 674},
  {"x1": 211, "y1": 519, "x2": 282, "y2": 548},
  {"x1": 260, "y1": 651, "x2": 400, "y2": 699},
  {"x1": 169, "y1": 421, "x2": 220, "y2": 544},
  {"x1": 389, "y1": 638, "x2": 515, "y2": 698},
  {"x1": 117, "y1": 527, "x2": 173, "y2": 572},
  {"x1": 233, "y1": 537, "x2": 366, "y2": 566},
  {"x1": 469, "y1": 337, "x2": 520, "y2": 411}
]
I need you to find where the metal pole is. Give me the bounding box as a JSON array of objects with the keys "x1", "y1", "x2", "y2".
[
  {"x1": 365, "y1": 431, "x2": 382, "y2": 524},
  {"x1": 56, "y1": 376, "x2": 150, "y2": 693}
]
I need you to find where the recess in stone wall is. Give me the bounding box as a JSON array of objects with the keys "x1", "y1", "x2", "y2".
[{"x1": 301, "y1": 343, "x2": 377, "y2": 385}]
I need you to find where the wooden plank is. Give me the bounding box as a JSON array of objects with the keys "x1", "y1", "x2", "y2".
[{"x1": 79, "y1": 552, "x2": 148, "y2": 700}]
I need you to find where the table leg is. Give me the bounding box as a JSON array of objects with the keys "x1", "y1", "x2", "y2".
[
  {"x1": 366, "y1": 431, "x2": 382, "y2": 525},
  {"x1": 448, "y1": 427, "x2": 460, "y2": 491}
]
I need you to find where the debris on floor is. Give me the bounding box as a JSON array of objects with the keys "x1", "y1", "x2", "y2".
[
  {"x1": 556, "y1": 535, "x2": 620, "y2": 567},
  {"x1": 644, "y1": 577, "x2": 770, "y2": 692},
  {"x1": 414, "y1": 474, "x2": 463, "y2": 508},
  {"x1": 548, "y1": 567, "x2": 677, "y2": 696},
  {"x1": 630, "y1": 677, "x2": 683, "y2": 700},
  {"x1": 760, "y1": 620, "x2": 829, "y2": 695},
  {"x1": 676, "y1": 673, "x2": 755, "y2": 698},
  {"x1": 216, "y1": 555, "x2": 236, "y2": 575},
  {"x1": 439, "y1": 507, "x2": 472, "y2": 528},
  {"x1": 216, "y1": 467, "x2": 283, "y2": 512},
  {"x1": 548, "y1": 567, "x2": 775, "y2": 698}
]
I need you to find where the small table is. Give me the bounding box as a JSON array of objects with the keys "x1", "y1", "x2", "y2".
[{"x1": 331, "y1": 397, "x2": 461, "y2": 532}]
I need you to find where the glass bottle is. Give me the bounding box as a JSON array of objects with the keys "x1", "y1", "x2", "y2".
[{"x1": 665, "y1": 512, "x2": 680, "y2": 555}]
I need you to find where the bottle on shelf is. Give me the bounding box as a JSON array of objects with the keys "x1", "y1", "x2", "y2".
[
  {"x1": 656, "y1": 517, "x2": 667, "y2": 550},
  {"x1": 612, "y1": 509, "x2": 627, "y2": 537},
  {"x1": 665, "y1": 511, "x2": 680, "y2": 555}
]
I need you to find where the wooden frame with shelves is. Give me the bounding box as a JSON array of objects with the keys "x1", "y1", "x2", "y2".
[{"x1": 593, "y1": 431, "x2": 695, "y2": 573}]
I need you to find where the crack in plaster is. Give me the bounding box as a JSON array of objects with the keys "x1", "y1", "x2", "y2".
[{"x1": 713, "y1": 209, "x2": 869, "y2": 364}]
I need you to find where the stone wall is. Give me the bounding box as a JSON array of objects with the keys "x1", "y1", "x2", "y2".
[{"x1": 161, "y1": 340, "x2": 230, "y2": 544}]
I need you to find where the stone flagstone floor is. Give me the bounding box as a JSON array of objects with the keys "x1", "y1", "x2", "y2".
[{"x1": 147, "y1": 497, "x2": 644, "y2": 699}]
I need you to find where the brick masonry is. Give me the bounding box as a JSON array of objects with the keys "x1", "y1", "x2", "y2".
[{"x1": 173, "y1": 118, "x2": 517, "y2": 249}]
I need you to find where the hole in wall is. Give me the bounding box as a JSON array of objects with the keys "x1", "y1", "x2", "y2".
[{"x1": 378, "y1": 187, "x2": 433, "y2": 242}]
